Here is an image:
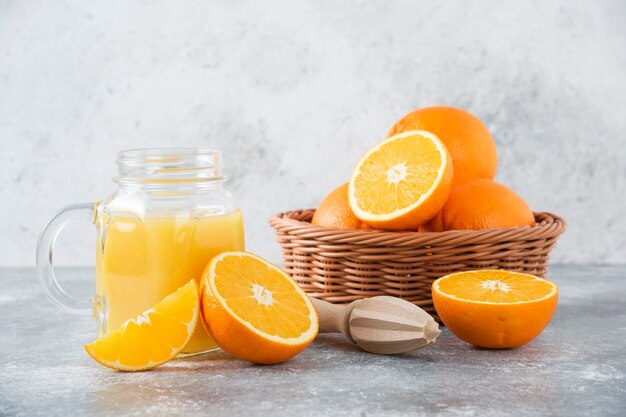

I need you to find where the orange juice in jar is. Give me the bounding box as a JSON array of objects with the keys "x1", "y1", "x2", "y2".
[{"x1": 38, "y1": 149, "x2": 244, "y2": 354}]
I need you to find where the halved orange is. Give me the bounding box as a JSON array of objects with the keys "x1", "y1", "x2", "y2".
[
  {"x1": 348, "y1": 130, "x2": 453, "y2": 230},
  {"x1": 84, "y1": 280, "x2": 199, "y2": 371},
  {"x1": 201, "y1": 251, "x2": 318, "y2": 365},
  {"x1": 432, "y1": 270, "x2": 558, "y2": 348}
]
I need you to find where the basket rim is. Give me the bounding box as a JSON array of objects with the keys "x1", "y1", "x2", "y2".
[{"x1": 269, "y1": 208, "x2": 566, "y2": 247}]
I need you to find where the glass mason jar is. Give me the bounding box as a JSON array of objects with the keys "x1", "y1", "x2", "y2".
[{"x1": 36, "y1": 149, "x2": 245, "y2": 355}]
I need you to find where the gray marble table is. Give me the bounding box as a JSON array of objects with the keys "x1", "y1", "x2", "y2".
[{"x1": 1, "y1": 266, "x2": 625, "y2": 417}]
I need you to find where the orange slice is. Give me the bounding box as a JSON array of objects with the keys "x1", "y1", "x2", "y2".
[
  {"x1": 348, "y1": 130, "x2": 453, "y2": 230},
  {"x1": 432, "y1": 270, "x2": 558, "y2": 348},
  {"x1": 84, "y1": 280, "x2": 199, "y2": 371},
  {"x1": 201, "y1": 251, "x2": 318, "y2": 364}
]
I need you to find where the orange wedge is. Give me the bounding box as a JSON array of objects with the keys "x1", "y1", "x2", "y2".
[
  {"x1": 348, "y1": 130, "x2": 453, "y2": 230},
  {"x1": 432, "y1": 270, "x2": 558, "y2": 348},
  {"x1": 84, "y1": 280, "x2": 199, "y2": 371},
  {"x1": 201, "y1": 251, "x2": 318, "y2": 365}
]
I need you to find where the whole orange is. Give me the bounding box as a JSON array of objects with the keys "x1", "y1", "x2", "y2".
[
  {"x1": 312, "y1": 183, "x2": 370, "y2": 229},
  {"x1": 432, "y1": 270, "x2": 558, "y2": 349},
  {"x1": 423, "y1": 179, "x2": 535, "y2": 231},
  {"x1": 388, "y1": 106, "x2": 497, "y2": 186}
]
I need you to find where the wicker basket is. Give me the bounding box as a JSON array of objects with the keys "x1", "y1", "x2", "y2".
[{"x1": 269, "y1": 209, "x2": 566, "y2": 318}]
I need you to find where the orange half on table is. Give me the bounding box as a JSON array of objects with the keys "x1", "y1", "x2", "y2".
[
  {"x1": 84, "y1": 280, "x2": 199, "y2": 371},
  {"x1": 201, "y1": 251, "x2": 319, "y2": 365},
  {"x1": 432, "y1": 270, "x2": 558, "y2": 349}
]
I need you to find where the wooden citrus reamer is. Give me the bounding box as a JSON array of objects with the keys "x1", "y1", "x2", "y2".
[{"x1": 311, "y1": 295, "x2": 440, "y2": 355}]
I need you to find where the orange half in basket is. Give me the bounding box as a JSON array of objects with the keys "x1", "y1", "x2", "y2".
[{"x1": 348, "y1": 130, "x2": 453, "y2": 230}]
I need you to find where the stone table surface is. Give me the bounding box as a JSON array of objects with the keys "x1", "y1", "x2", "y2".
[{"x1": 1, "y1": 265, "x2": 625, "y2": 417}]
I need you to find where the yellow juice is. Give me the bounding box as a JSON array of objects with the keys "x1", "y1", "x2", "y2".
[{"x1": 95, "y1": 209, "x2": 244, "y2": 354}]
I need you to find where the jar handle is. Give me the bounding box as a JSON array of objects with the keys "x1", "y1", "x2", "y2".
[{"x1": 36, "y1": 203, "x2": 95, "y2": 314}]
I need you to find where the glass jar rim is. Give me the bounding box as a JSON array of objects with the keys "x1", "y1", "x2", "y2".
[{"x1": 114, "y1": 148, "x2": 225, "y2": 191}]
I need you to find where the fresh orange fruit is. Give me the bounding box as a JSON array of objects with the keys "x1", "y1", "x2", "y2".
[
  {"x1": 201, "y1": 251, "x2": 318, "y2": 365},
  {"x1": 423, "y1": 179, "x2": 535, "y2": 231},
  {"x1": 388, "y1": 106, "x2": 497, "y2": 186},
  {"x1": 84, "y1": 280, "x2": 199, "y2": 371},
  {"x1": 348, "y1": 130, "x2": 453, "y2": 230},
  {"x1": 311, "y1": 183, "x2": 370, "y2": 229},
  {"x1": 432, "y1": 270, "x2": 558, "y2": 348}
]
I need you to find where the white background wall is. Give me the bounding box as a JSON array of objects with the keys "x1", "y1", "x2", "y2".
[{"x1": 1, "y1": 0, "x2": 625, "y2": 267}]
